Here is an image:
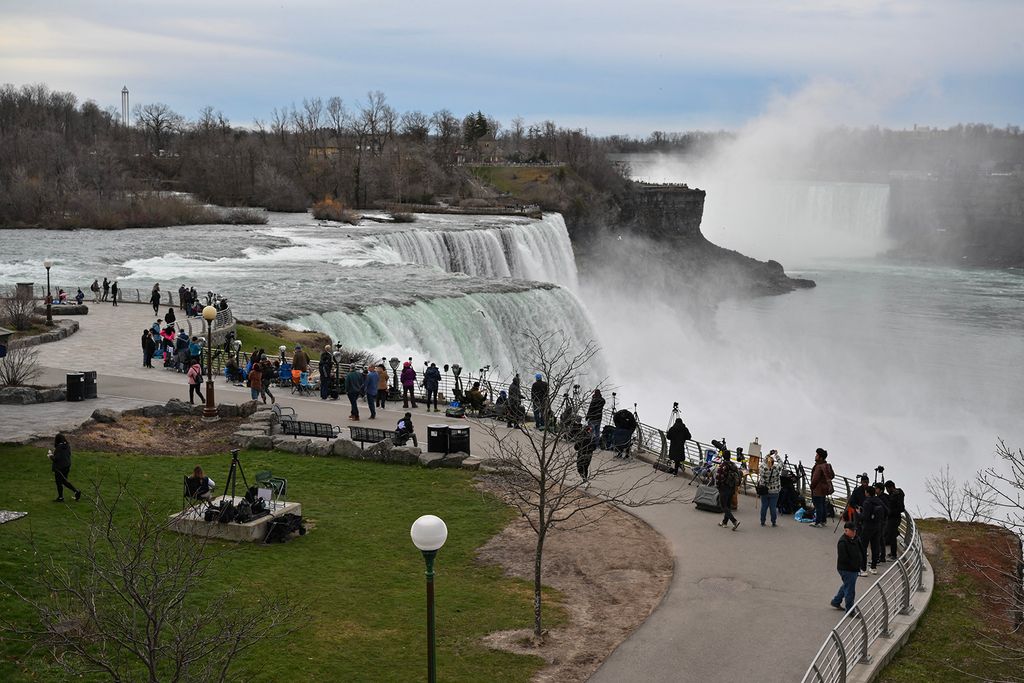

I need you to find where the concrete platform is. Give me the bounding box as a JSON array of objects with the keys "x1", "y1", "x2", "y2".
[{"x1": 169, "y1": 496, "x2": 301, "y2": 542}]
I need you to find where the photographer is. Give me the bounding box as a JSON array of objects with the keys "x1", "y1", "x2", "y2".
[{"x1": 666, "y1": 418, "x2": 691, "y2": 475}]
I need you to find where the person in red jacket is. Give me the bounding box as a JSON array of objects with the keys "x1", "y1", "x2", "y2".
[{"x1": 810, "y1": 448, "x2": 835, "y2": 528}]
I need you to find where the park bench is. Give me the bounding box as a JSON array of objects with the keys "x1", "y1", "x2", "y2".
[
  {"x1": 281, "y1": 420, "x2": 340, "y2": 440},
  {"x1": 349, "y1": 425, "x2": 410, "y2": 450}
]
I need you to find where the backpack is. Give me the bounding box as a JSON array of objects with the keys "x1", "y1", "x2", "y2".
[
  {"x1": 723, "y1": 464, "x2": 739, "y2": 489},
  {"x1": 825, "y1": 464, "x2": 835, "y2": 495}
]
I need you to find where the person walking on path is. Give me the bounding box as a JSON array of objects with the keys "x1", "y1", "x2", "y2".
[
  {"x1": 48, "y1": 433, "x2": 82, "y2": 502},
  {"x1": 376, "y1": 363, "x2": 388, "y2": 409},
  {"x1": 364, "y1": 366, "x2": 379, "y2": 419},
  {"x1": 345, "y1": 366, "x2": 363, "y2": 420},
  {"x1": 400, "y1": 361, "x2": 417, "y2": 408},
  {"x1": 102, "y1": 277, "x2": 110, "y2": 301},
  {"x1": 575, "y1": 425, "x2": 597, "y2": 484},
  {"x1": 586, "y1": 389, "x2": 606, "y2": 435},
  {"x1": 884, "y1": 481, "x2": 906, "y2": 560},
  {"x1": 319, "y1": 347, "x2": 334, "y2": 400},
  {"x1": 423, "y1": 362, "x2": 441, "y2": 412},
  {"x1": 831, "y1": 521, "x2": 861, "y2": 612},
  {"x1": 259, "y1": 359, "x2": 275, "y2": 405},
  {"x1": 531, "y1": 373, "x2": 548, "y2": 429},
  {"x1": 716, "y1": 453, "x2": 741, "y2": 530},
  {"x1": 90, "y1": 279, "x2": 100, "y2": 302},
  {"x1": 150, "y1": 283, "x2": 161, "y2": 315},
  {"x1": 666, "y1": 418, "x2": 691, "y2": 475},
  {"x1": 187, "y1": 360, "x2": 205, "y2": 404},
  {"x1": 110, "y1": 280, "x2": 118, "y2": 306},
  {"x1": 859, "y1": 485, "x2": 886, "y2": 575},
  {"x1": 758, "y1": 452, "x2": 782, "y2": 527},
  {"x1": 810, "y1": 448, "x2": 835, "y2": 528}
]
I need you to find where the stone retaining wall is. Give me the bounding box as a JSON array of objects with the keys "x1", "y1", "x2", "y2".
[
  {"x1": 0, "y1": 385, "x2": 67, "y2": 404},
  {"x1": 8, "y1": 319, "x2": 79, "y2": 349}
]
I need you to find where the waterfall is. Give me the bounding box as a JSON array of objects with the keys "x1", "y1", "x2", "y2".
[
  {"x1": 288, "y1": 286, "x2": 603, "y2": 381},
  {"x1": 374, "y1": 214, "x2": 579, "y2": 290}
]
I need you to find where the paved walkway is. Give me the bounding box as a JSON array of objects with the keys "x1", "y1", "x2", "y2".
[{"x1": 4, "y1": 304, "x2": 883, "y2": 681}]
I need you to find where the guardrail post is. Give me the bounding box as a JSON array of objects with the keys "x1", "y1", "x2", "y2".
[
  {"x1": 895, "y1": 556, "x2": 914, "y2": 615},
  {"x1": 831, "y1": 629, "x2": 848, "y2": 682},
  {"x1": 877, "y1": 581, "x2": 893, "y2": 638},
  {"x1": 852, "y1": 606, "x2": 872, "y2": 664},
  {"x1": 811, "y1": 663, "x2": 825, "y2": 683},
  {"x1": 916, "y1": 536, "x2": 927, "y2": 591}
]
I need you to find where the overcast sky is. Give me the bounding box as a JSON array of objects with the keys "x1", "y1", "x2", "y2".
[{"x1": 2, "y1": 0, "x2": 1022, "y2": 135}]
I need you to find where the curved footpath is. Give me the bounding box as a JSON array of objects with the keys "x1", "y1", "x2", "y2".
[{"x1": 3, "y1": 305, "x2": 920, "y2": 681}]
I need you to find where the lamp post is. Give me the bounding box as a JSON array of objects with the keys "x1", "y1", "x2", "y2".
[
  {"x1": 202, "y1": 305, "x2": 219, "y2": 421},
  {"x1": 43, "y1": 259, "x2": 53, "y2": 326},
  {"x1": 410, "y1": 515, "x2": 448, "y2": 683},
  {"x1": 389, "y1": 356, "x2": 401, "y2": 400},
  {"x1": 333, "y1": 345, "x2": 343, "y2": 399}
]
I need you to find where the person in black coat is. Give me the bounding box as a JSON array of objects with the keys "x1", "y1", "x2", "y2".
[
  {"x1": 141, "y1": 329, "x2": 157, "y2": 368},
  {"x1": 48, "y1": 433, "x2": 81, "y2": 502},
  {"x1": 859, "y1": 486, "x2": 886, "y2": 573},
  {"x1": 585, "y1": 389, "x2": 605, "y2": 433},
  {"x1": 666, "y1": 418, "x2": 692, "y2": 475},
  {"x1": 884, "y1": 481, "x2": 906, "y2": 560},
  {"x1": 831, "y1": 522, "x2": 861, "y2": 612}
]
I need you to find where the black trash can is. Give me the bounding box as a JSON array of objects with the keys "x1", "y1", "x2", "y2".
[
  {"x1": 427, "y1": 424, "x2": 449, "y2": 454},
  {"x1": 66, "y1": 373, "x2": 85, "y2": 402},
  {"x1": 81, "y1": 370, "x2": 97, "y2": 399},
  {"x1": 448, "y1": 425, "x2": 470, "y2": 455}
]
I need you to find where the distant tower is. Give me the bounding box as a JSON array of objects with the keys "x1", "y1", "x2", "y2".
[{"x1": 121, "y1": 86, "x2": 130, "y2": 126}]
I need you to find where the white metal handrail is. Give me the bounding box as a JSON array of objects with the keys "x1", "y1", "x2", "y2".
[{"x1": 800, "y1": 510, "x2": 926, "y2": 682}]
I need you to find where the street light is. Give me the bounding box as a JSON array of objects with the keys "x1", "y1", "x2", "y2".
[
  {"x1": 43, "y1": 259, "x2": 53, "y2": 326},
  {"x1": 410, "y1": 515, "x2": 448, "y2": 683},
  {"x1": 202, "y1": 305, "x2": 219, "y2": 422}
]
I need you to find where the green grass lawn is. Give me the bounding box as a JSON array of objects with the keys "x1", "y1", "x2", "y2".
[
  {"x1": 235, "y1": 323, "x2": 308, "y2": 354},
  {"x1": 0, "y1": 445, "x2": 556, "y2": 682}
]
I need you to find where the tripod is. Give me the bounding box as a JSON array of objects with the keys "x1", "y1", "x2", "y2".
[{"x1": 220, "y1": 449, "x2": 251, "y2": 501}]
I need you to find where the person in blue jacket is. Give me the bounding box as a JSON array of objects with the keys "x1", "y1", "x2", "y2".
[
  {"x1": 364, "y1": 365, "x2": 379, "y2": 419},
  {"x1": 424, "y1": 363, "x2": 441, "y2": 412}
]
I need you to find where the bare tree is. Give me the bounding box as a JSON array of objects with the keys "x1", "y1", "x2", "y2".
[
  {"x1": 475, "y1": 330, "x2": 675, "y2": 639},
  {"x1": 0, "y1": 284, "x2": 37, "y2": 331},
  {"x1": 926, "y1": 464, "x2": 995, "y2": 522},
  {"x1": 133, "y1": 102, "x2": 184, "y2": 153},
  {"x1": 1, "y1": 482, "x2": 297, "y2": 681},
  {"x1": 0, "y1": 345, "x2": 41, "y2": 386}
]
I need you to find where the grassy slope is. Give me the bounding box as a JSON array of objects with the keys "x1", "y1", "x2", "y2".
[
  {"x1": 235, "y1": 323, "x2": 328, "y2": 356},
  {"x1": 0, "y1": 445, "x2": 559, "y2": 682},
  {"x1": 878, "y1": 519, "x2": 1023, "y2": 682}
]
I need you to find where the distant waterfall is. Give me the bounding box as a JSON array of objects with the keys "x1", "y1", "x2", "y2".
[
  {"x1": 289, "y1": 286, "x2": 603, "y2": 380},
  {"x1": 375, "y1": 214, "x2": 579, "y2": 290}
]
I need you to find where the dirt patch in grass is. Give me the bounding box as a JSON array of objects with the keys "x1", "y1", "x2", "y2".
[
  {"x1": 474, "y1": 477, "x2": 673, "y2": 683},
  {"x1": 60, "y1": 414, "x2": 243, "y2": 455}
]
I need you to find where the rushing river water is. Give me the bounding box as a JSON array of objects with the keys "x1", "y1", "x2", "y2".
[{"x1": 2, "y1": 210, "x2": 1022, "y2": 507}]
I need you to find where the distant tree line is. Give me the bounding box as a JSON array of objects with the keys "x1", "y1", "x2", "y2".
[{"x1": 0, "y1": 83, "x2": 630, "y2": 229}]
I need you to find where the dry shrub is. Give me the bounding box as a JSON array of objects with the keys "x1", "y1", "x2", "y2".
[
  {"x1": 222, "y1": 208, "x2": 268, "y2": 225},
  {"x1": 0, "y1": 286, "x2": 37, "y2": 331},
  {"x1": 390, "y1": 212, "x2": 416, "y2": 223},
  {"x1": 0, "y1": 346, "x2": 41, "y2": 386},
  {"x1": 311, "y1": 196, "x2": 360, "y2": 224}
]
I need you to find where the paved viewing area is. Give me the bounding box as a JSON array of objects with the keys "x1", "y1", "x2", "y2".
[{"x1": 6, "y1": 303, "x2": 914, "y2": 681}]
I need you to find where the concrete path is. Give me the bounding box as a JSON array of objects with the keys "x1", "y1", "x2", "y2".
[{"x1": 3, "y1": 304, "x2": 885, "y2": 682}]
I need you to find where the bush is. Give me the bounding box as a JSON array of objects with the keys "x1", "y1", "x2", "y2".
[
  {"x1": 253, "y1": 163, "x2": 308, "y2": 212},
  {"x1": 390, "y1": 212, "x2": 416, "y2": 223},
  {"x1": 0, "y1": 286, "x2": 37, "y2": 331},
  {"x1": 0, "y1": 346, "x2": 41, "y2": 386},
  {"x1": 311, "y1": 196, "x2": 360, "y2": 224},
  {"x1": 222, "y1": 208, "x2": 268, "y2": 225}
]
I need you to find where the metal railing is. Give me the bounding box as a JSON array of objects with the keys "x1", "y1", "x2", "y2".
[{"x1": 801, "y1": 511, "x2": 926, "y2": 682}]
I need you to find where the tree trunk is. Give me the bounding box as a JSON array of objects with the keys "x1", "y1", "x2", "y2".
[{"x1": 533, "y1": 529, "x2": 546, "y2": 638}]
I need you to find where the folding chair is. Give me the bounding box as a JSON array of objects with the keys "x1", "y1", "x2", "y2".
[
  {"x1": 182, "y1": 475, "x2": 212, "y2": 515},
  {"x1": 255, "y1": 471, "x2": 288, "y2": 507}
]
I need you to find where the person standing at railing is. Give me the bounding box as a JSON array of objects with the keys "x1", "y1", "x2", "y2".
[
  {"x1": 586, "y1": 389, "x2": 605, "y2": 436},
  {"x1": 364, "y1": 366, "x2": 379, "y2": 420},
  {"x1": 884, "y1": 481, "x2": 906, "y2": 561},
  {"x1": 400, "y1": 361, "x2": 418, "y2": 408},
  {"x1": 531, "y1": 373, "x2": 548, "y2": 429},
  {"x1": 318, "y1": 348, "x2": 333, "y2": 400},
  {"x1": 507, "y1": 374, "x2": 523, "y2": 428},
  {"x1": 831, "y1": 521, "x2": 861, "y2": 612},
  {"x1": 810, "y1": 448, "x2": 835, "y2": 528},
  {"x1": 91, "y1": 279, "x2": 100, "y2": 302},
  {"x1": 110, "y1": 280, "x2": 119, "y2": 306},
  {"x1": 758, "y1": 453, "x2": 782, "y2": 526},
  {"x1": 666, "y1": 418, "x2": 691, "y2": 475},
  {"x1": 424, "y1": 362, "x2": 441, "y2": 412},
  {"x1": 102, "y1": 277, "x2": 110, "y2": 302},
  {"x1": 376, "y1": 363, "x2": 389, "y2": 409},
  {"x1": 859, "y1": 486, "x2": 886, "y2": 575}
]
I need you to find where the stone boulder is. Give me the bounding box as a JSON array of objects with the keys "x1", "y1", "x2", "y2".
[
  {"x1": 331, "y1": 438, "x2": 362, "y2": 459},
  {"x1": 460, "y1": 455, "x2": 482, "y2": 471},
  {"x1": 307, "y1": 439, "x2": 334, "y2": 457},
  {"x1": 239, "y1": 400, "x2": 260, "y2": 417},
  {"x1": 91, "y1": 408, "x2": 119, "y2": 424},
  {"x1": 0, "y1": 387, "x2": 39, "y2": 405},
  {"x1": 273, "y1": 436, "x2": 311, "y2": 454},
  {"x1": 230, "y1": 434, "x2": 273, "y2": 450},
  {"x1": 418, "y1": 452, "x2": 446, "y2": 468},
  {"x1": 164, "y1": 399, "x2": 194, "y2": 416},
  {"x1": 217, "y1": 403, "x2": 240, "y2": 418},
  {"x1": 386, "y1": 446, "x2": 422, "y2": 466},
  {"x1": 437, "y1": 452, "x2": 470, "y2": 468},
  {"x1": 142, "y1": 404, "x2": 170, "y2": 418},
  {"x1": 38, "y1": 387, "x2": 66, "y2": 402}
]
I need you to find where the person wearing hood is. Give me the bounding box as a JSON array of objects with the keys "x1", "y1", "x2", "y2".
[
  {"x1": 150, "y1": 283, "x2": 161, "y2": 315},
  {"x1": 74, "y1": 288, "x2": 84, "y2": 305},
  {"x1": 424, "y1": 362, "x2": 441, "y2": 412},
  {"x1": 48, "y1": 433, "x2": 81, "y2": 502},
  {"x1": 319, "y1": 347, "x2": 334, "y2": 400},
  {"x1": 531, "y1": 373, "x2": 548, "y2": 429},
  {"x1": 400, "y1": 361, "x2": 418, "y2": 408},
  {"x1": 666, "y1": 418, "x2": 692, "y2": 475},
  {"x1": 507, "y1": 373, "x2": 523, "y2": 428},
  {"x1": 292, "y1": 345, "x2": 309, "y2": 373},
  {"x1": 586, "y1": 389, "x2": 605, "y2": 435},
  {"x1": 165, "y1": 307, "x2": 176, "y2": 326}
]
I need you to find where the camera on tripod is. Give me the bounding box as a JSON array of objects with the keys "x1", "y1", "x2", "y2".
[{"x1": 711, "y1": 438, "x2": 728, "y2": 453}]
